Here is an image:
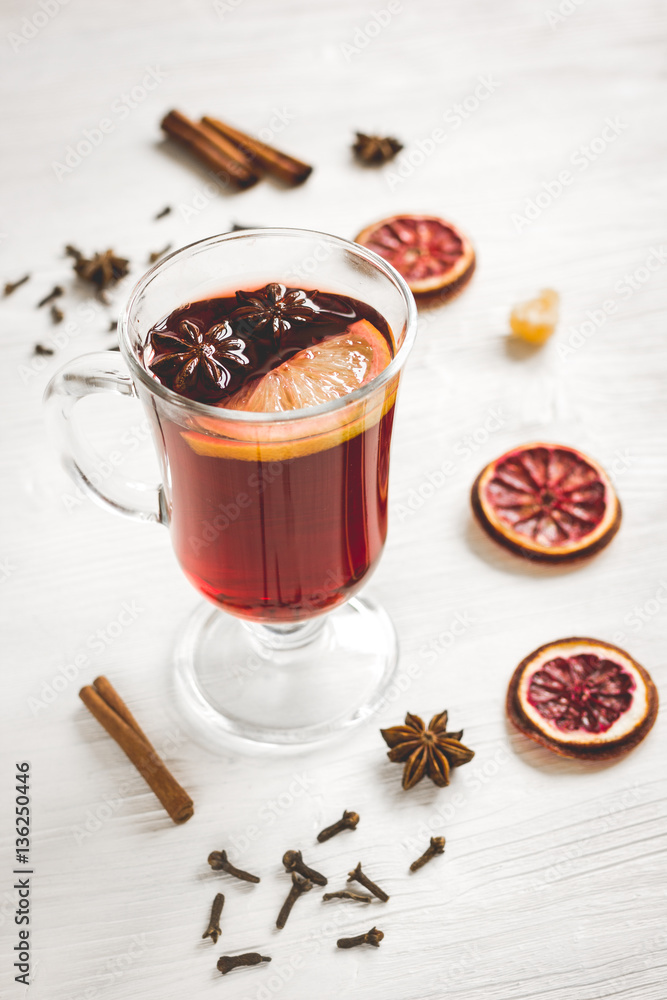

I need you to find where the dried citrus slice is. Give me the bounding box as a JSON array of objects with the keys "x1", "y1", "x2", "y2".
[
  {"x1": 510, "y1": 288, "x2": 559, "y2": 345},
  {"x1": 507, "y1": 638, "x2": 658, "y2": 760},
  {"x1": 223, "y1": 319, "x2": 391, "y2": 412},
  {"x1": 471, "y1": 443, "x2": 621, "y2": 562},
  {"x1": 355, "y1": 214, "x2": 475, "y2": 297}
]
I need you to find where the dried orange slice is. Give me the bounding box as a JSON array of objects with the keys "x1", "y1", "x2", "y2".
[
  {"x1": 355, "y1": 214, "x2": 475, "y2": 297},
  {"x1": 471, "y1": 443, "x2": 621, "y2": 562},
  {"x1": 507, "y1": 638, "x2": 658, "y2": 760},
  {"x1": 222, "y1": 319, "x2": 391, "y2": 412}
]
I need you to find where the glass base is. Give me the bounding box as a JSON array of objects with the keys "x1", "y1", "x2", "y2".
[{"x1": 173, "y1": 594, "x2": 398, "y2": 749}]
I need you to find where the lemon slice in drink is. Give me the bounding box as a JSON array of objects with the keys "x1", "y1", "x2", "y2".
[
  {"x1": 182, "y1": 320, "x2": 395, "y2": 461},
  {"x1": 223, "y1": 319, "x2": 392, "y2": 412}
]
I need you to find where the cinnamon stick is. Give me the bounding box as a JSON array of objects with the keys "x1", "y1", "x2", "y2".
[
  {"x1": 201, "y1": 116, "x2": 313, "y2": 186},
  {"x1": 79, "y1": 676, "x2": 194, "y2": 824},
  {"x1": 161, "y1": 110, "x2": 259, "y2": 189},
  {"x1": 92, "y1": 674, "x2": 151, "y2": 745}
]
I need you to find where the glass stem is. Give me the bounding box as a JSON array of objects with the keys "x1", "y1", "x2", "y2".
[{"x1": 241, "y1": 617, "x2": 326, "y2": 653}]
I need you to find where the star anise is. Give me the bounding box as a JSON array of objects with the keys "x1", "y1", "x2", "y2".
[
  {"x1": 352, "y1": 132, "x2": 403, "y2": 165},
  {"x1": 148, "y1": 318, "x2": 248, "y2": 397},
  {"x1": 65, "y1": 245, "x2": 130, "y2": 291},
  {"x1": 230, "y1": 282, "x2": 321, "y2": 338},
  {"x1": 380, "y1": 711, "x2": 474, "y2": 790}
]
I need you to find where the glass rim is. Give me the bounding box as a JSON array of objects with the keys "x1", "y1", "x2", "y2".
[{"x1": 118, "y1": 227, "x2": 418, "y2": 424}]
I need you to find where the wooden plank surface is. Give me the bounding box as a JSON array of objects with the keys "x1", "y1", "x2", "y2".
[{"x1": 1, "y1": 0, "x2": 666, "y2": 997}]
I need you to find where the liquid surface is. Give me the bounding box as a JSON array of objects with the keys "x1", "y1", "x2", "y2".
[{"x1": 144, "y1": 283, "x2": 393, "y2": 406}]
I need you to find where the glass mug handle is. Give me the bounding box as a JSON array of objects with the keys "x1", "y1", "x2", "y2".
[{"x1": 44, "y1": 351, "x2": 165, "y2": 523}]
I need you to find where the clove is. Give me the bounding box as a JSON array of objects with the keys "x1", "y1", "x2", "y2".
[
  {"x1": 217, "y1": 953, "x2": 271, "y2": 975},
  {"x1": 37, "y1": 285, "x2": 63, "y2": 308},
  {"x1": 202, "y1": 892, "x2": 224, "y2": 943},
  {"x1": 347, "y1": 863, "x2": 389, "y2": 902},
  {"x1": 410, "y1": 836, "x2": 445, "y2": 872},
  {"x1": 317, "y1": 810, "x2": 359, "y2": 843},
  {"x1": 154, "y1": 205, "x2": 171, "y2": 220},
  {"x1": 50, "y1": 304, "x2": 64, "y2": 324},
  {"x1": 147, "y1": 244, "x2": 172, "y2": 264},
  {"x1": 276, "y1": 872, "x2": 312, "y2": 929},
  {"x1": 282, "y1": 849, "x2": 327, "y2": 886},
  {"x1": 33, "y1": 343, "x2": 54, "y2": 356},
  {"x1": 4, "y1": 274, "x2": 30, "y2": 296},
  {"x1": 322, "y1": 889, "x2": 373, "y2": 903},
  {"x1": 208, "y1": 850, "x2": 260, "y2": 884},
  {"x1": 337, "y1": 926, "x2": 384, "y2": 949}
]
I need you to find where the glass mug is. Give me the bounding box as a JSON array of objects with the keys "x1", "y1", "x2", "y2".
[{"x1": 45, "y1": 230, "x2": 417, "y2": 747}]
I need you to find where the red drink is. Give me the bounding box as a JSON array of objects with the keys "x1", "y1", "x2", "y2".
[{"x1": 144, "y1": 285, "x2": 396, "y2": 622}]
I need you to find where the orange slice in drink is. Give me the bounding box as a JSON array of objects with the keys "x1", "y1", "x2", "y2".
[
  {"x1": 182, "y1": 320, "x2": 396, "y2": 461},
  {"x1": 223, "y1": 319, "x2": 391, "y2": 412}
]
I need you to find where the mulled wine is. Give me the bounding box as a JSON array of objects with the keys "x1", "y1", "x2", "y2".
[{"x1": 144, "y1": 283, "x2": 396, "y2": 622}]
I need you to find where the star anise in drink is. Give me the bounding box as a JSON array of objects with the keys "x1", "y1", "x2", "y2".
[
  {"x1": 380, "y1": 711, "x2": 474, "y2": 790},
  {"x1": 230, "y1": 282, "x2": 321, "y2": 339},
  {"x1": 148, "y1": 319, "x2": 249, "y2": 399}
]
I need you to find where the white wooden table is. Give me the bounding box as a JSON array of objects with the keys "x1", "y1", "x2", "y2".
[{"x1": 1, "y1": 0, "x2": 666, "y2": 997}]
